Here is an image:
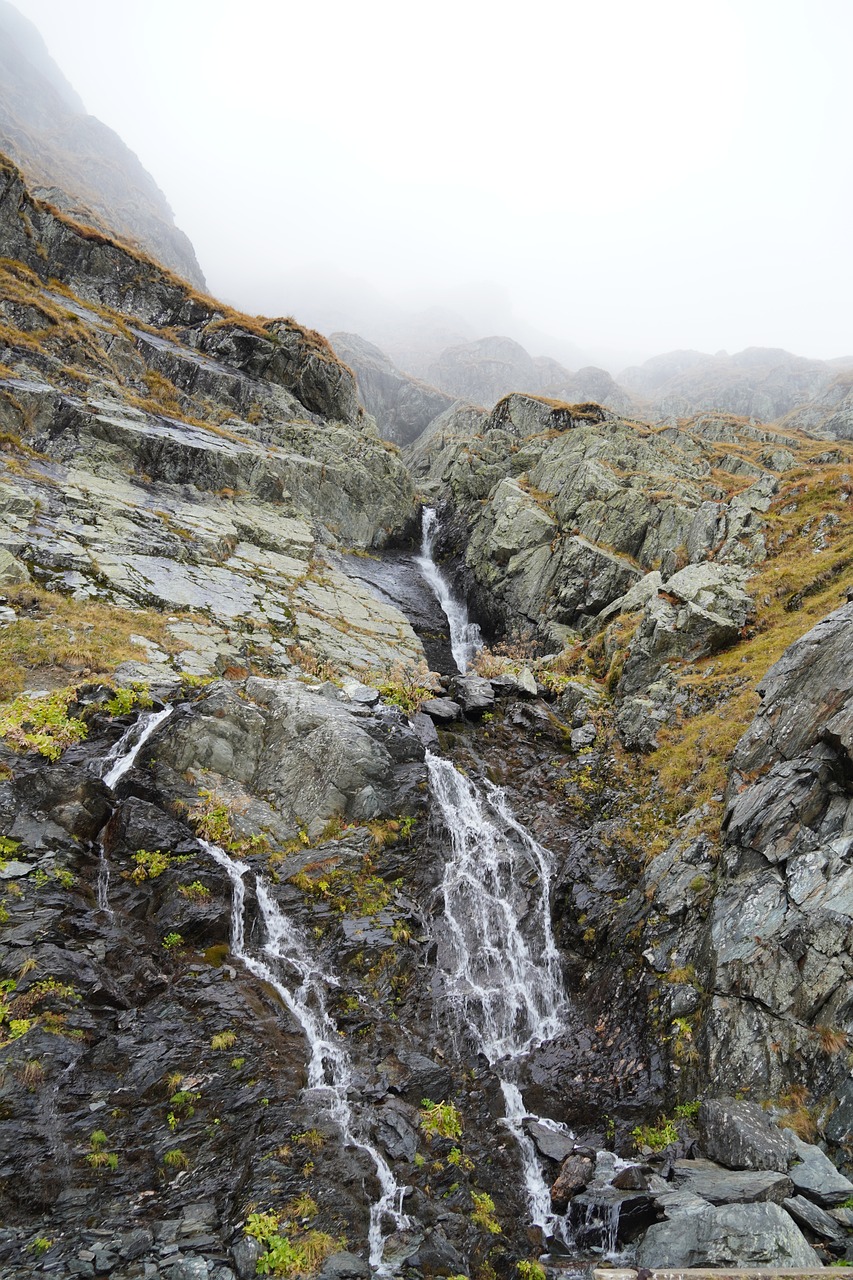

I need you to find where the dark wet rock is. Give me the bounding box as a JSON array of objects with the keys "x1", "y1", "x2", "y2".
[
  {"x1": 454, "y1": 674, "x2": 495, "y2": 715},
  {"x1": 672, "y1": 1157, "x2": 793, "y2": 1204},
  {"x1": 698, "y1": 1098, "x2": 791, "y2": 1172},
  {"x1": 316, "y1": 1251, "x2": 371, "y2": 1280},
  {"x1": 550, "y1": 1153, "x2": 594, "y2": 1212},
  {"x1": 784, "y1": 1193, "x2": 847, "y2": 1240},
  {"x1": 10, "y1": 759, "x2": 112, "y2": 842},
  {"x1": 570, "y1": 1186, "x2": 657, "y2": 1246},
  {"x1": 522, "y1": 1119, "x2": 574, "y2": 1163},
  {"x1": 394, "y1": 1050, "x2": 453, "y2": 1105},
  {"x1": 420, "y1": 697, "x2": 461, "y2": 723},
  {"x1": 636, "y1": 1200, "x2": 821, "y2": 1267},
  {"x1": 784, "y1": 1130, "x2": 853, "y2": 1205},
  {"x1": 612, "y1": 1164, "x2": 651, "y2": 1191},
  {"x1": 409, "y1": 711, "x2": 440, "y2": 749}
]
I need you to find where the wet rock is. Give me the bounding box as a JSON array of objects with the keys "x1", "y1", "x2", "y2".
[
  {"x1": 409, "y1": 711, "x2": 439, "y2": 749},
  {"x1": 636, "y1": 1200, "x2": 821, "y2": 1268},
  {"x1": 570, "y1": 1186, "x2": 657, "y2": 1246},
  {"x1": 420, "y1": 697, "x2": 461, "y2": 723},
  {"x1": 612, "y1": 1165, "x2": 651, "y2": 1191},
  {"x1": 550, "y1": 1153, "x2": 594, "y2": 1212},
  {"x1": 395, "y1": 1050, "x2": 453, "y2": 1105},
  {"x1": 784, "y1": 1193, "x2": 847, "y2": 1241},
  {"x1": 522, "y1": 1119, "x2": 574, "y2": 1163},
  {"x1": 454, "y1": 674, "x2": 495, "y2": 715},
  {"x1": 672, "y1": 1157, "x2": 793, "y2": 1204},
  {"x1": 11, "y1": 759, "x2": 112, "y2": 842},
  {"x1": 698, "y1": 1098, "x2": 792, "y2": 1172},
  {"x1": 316, "y1": 1251, "x2": 371, "y2": 1280},
  {"x1": 784, "y1": 1130, "x2": 853, "y2": 1205}
]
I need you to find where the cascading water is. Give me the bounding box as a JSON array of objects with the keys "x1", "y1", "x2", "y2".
[
  {"x1": 415, "y1": 507, "x2": 482, "y2": 674},
  {"x1": 201, "y1": 840, "x2": 409, "y2": 1272},
  {"x1": 95, "y1": 706, "x2": 173, "y2": 912},
  {"x1": 427, "y1": 751, "x2": 573, "y2": 1246}
]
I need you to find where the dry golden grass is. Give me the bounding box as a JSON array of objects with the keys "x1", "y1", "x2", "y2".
[{"x1": 0, "y1": 581, "x2": 181, "y2": 701}]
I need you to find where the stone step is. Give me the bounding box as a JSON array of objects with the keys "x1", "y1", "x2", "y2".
[{"x1": 592, "y1": 1270, "x2": 830, "y2": 1279}]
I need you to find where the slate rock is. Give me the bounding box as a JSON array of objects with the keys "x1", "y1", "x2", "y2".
[
  {"x1": 317, "y1": 1252, "x2": 371, "y2": 1280},
  {"x1": 699, "y1": 1097, "x2": 791, "y2": 1172},
  {"x1": 672, "y1": 1157, "x2": 793, "y2": 1204},
  {"x1": 522, "y1": 1119, "x2": 575, "y2": 1163},
  {"x1": 784, "y1": 1129, "x2": 853, "y2": 1205},
  {"x1": 454, "y1": 674, "x2": 495, "y2": 714},
  {"x1": 783, "y1": 1193, "x2": 847, "y2": 1241},
  {"x1": 636, "y1": 1200, "x2": 821, "y2": 1267},
  {"x1": 409, "y1": 710, "x2": 439, "y2": 749},
  {"x1": 231, "y1": 1236, "x2": 263, "y2": 1280},
  {"x1": 420, "y1": 697, "x2": 461, "y2": 723}
]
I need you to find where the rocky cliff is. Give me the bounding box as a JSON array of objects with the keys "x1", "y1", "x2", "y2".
[
  {"x1": 0, "y1": 0, "x2": 205, "y2": 288},
  {"x1": 2, "y1": 147, "x2": 853, "y2": 1280}
]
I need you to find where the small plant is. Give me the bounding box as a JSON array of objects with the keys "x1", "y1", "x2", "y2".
[
  {"x1": 631, "y1": 1117, "x2": 678, "y2": 1151},
  {"x1": 26, "y1": 1237, "x2": 53, "y2": 1256},
  {"x1": 163, "y1": 1147, "x2": 189, "y2": 1169},
  {"x1": 517, "y1": 1262, "x2": 546, "y2": 1280},
  {"x1": 419, "y1": 1098, "x2": 463, "y2": 1141},
  {"x1": 162, "y1": 932, "x2": 184, "y2": 950},
  {"x1": 211, "y1": 1029, "x2": 237, "y2": 1050},
  {"x1": 447, "y1": 1146, "x2": 474, "y2": 1171},
  {"x1": 674, "y1": 1099, "x2": 701, "y2": 1120},
  {"x1": 84, "y1": 1130, "x2": 118, "y2": 1172},
  {"x1": 131, "y1": 849, "x2": 171, "y2": 882},
  {"x1": 471, "y1": 1190, "x2": 501, "y2": 1234},
  {"x1": 0, "y1": 688, "x2": 88, "y2": 760},
  {"x1": 178, "y1": 879, "x2": 210, "y2": 902},
  {"x1": 293, "y1": 1128, "x2": 325, "y2": 1151},
  {"x1": 230, "y1": 1056, "x2": 246, "y2": 1069},
  {"x1": 413, "y1": 1152, "x2": 426, "y2": 1168},
  {"x1": 104, "y1": 683, "x2": 152, "y2": 716}
]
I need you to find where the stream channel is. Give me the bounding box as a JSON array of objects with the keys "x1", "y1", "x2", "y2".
[{"x1": 87, "y1": 510, "x2": 624, "y2": 1273}]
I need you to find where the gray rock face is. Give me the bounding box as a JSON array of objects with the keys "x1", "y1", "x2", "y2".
[
  {"x1": 329, "y1": 332, "x2": 454, "y2": 446},
  {"x1": 784, "y1": 1194, "x2": 847, "y2": 1240},
  {"x1": 635, "y1": 1200, "x2": 821, "y2": 1268},
  {"x1": 785, "y1": 1130, "x2": 853, "y2": 1205},
  {"x1": 697, "y1": 600, "x2": 853, "y2": 1097},
  {"x1": 672, "y1": 1158, "x2": 793, "y2": 1204},
  {"x1": 698, "y1": 1098, "x2": 792, "y2": 1172},
  {"x1": 0, "y1": 5, "x2": 205, "y2": 287},
  {"x1": 154, "y1": 678, "x2": 426, "y2": 841},
  {"x1": 454, "y1": 675, "x2": 495, "y2": 715}
]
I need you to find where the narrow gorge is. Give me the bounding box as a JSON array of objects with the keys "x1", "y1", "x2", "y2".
[{"x1": 1, "y1": 134, "x2": 853, "y2": 1280}]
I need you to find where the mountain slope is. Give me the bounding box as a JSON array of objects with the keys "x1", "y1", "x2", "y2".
[{"x1": 0, "y1": 0, "x2": 205, "y2": 288}]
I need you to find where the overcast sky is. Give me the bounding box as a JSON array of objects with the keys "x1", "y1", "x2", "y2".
[{"x1": 10, "y1": 0, "x2": 853, "y2": 367}]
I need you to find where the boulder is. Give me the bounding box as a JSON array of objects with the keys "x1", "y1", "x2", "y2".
[
  {"x1": 454, "y1": 675, "x2": 495, "y2": 715},
  {"x1": 550, "y1": 1153, "x2": 595, "y2": 1213},
  {"x1": 698, "y1": 1098, "x2": 791, "y2": 1172},
  {"x1": 672, "y1": 1157, "x2": 793, "y2": 1204},
  {"x1": 784, "y1": 1130, "x2": 853, "y2": 1205},
  {"x1": 636, "y1": 1200, "x2": 821, "y2": 1268},
  {"x1": 783, "y1": 1194, "x2": 847, "y2": 1240}
]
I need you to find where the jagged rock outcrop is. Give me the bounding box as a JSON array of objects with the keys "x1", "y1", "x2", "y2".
[
  {"x1": 329, "y1": 332, "x2": 454, "y2": 446},
  {"x1": 0, "y1": 152, "x2": 422, "y2": 684},
  {"x1": 0, "y1": 0, "x2": 205, "y2": 287}
]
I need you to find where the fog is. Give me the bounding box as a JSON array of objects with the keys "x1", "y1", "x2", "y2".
[{"x1": 10, "y1": 0, "x2": 853, "y2": 369}]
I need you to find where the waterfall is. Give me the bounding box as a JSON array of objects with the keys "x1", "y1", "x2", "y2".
[
  {"x1": 100, "y1": 706, "x2": 173, "y2": 790},
  {"x1": 96, "y1": 706, "x2": 173, "y2": 912},
  {"x1": 415, "y1": 507, "x2": 482, "y2": 674},
  {"x1": 427, "y1": 751, "x2": 572, "y2": 1244},
  {"x1": 201, "y1": 840, "x2": 409, "y2": 1272}
]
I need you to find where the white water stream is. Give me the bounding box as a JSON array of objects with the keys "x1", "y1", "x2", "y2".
[
  {"x1": 201, "y1": 840, "x2": 409, "y2": 1272},
  {"x1": 96, "y1": 706, "x2": 173, "y2": 912},
  {"x1": 428, "y1": 751, "x2": 574, "y2": 1246},
  {"x1": 415, "y1": 507, "x2": 482, "y2": 674}
]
